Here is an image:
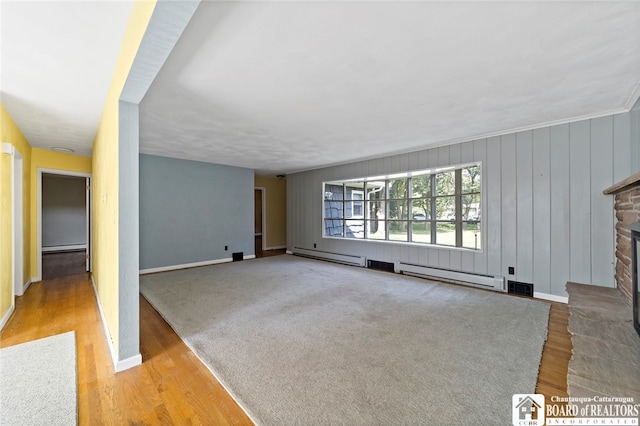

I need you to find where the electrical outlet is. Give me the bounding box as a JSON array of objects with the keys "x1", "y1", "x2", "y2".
[
  {"x1": 508, "y1": 266, "x2": 515, "y2": 275},
  {"x1": 314, "y1": 243, "x2": 317, "y2": 248},
  {"x1": 225, "y1": 245, "x2": 228, "y2": 251}
]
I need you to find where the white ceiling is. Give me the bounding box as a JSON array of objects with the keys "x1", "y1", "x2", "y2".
[
  {"x1": 0, "y1": 0, "x2": 133, "y2": 156},
  {"x1": 1, "y1": 2, "x2": 639, "y2": 174},
  {"x1": 140, "y1": 1, "x2": 640, "y2": 175}
]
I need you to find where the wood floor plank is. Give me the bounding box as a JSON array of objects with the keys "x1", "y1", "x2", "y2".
[
  {"x1": 536, "y1": 302, "x2": 572, "y2": 399},
  {"x1": 0, "y1": 274, "x2": 253, "y2": 425}
]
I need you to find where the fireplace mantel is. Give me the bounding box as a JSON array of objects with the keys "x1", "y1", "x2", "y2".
[{"x1": 604, "y1": 171, "x2": 640, "y2": 195}]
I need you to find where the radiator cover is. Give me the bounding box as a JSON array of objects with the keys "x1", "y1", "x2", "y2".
[
  {"x1": 394, "y1": 262, "x2": 505, "y2": 292},
  {"x1": 292, "y1": 247, "x2": 366, "y2": 267}
]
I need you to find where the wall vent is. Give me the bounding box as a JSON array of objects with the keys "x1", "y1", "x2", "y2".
[
  {"x1": 507, "y1": 280, "x2": 534, "y2": 297},
  {"x1": 232, "y1": 252, "x2": 243, "y2": 261},
  {"x1": 367, "y1": 260, "x2": 395, "y2": 273}
]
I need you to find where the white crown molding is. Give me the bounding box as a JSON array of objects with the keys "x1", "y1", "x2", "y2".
[{"x1": 623, "y1": 80, "x2": 640, "y2": 111}]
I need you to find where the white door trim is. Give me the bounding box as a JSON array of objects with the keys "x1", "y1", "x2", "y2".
[
  {"x1": 37, "y1": 168, "x2": 92, "y2": 282},
  {"x1": 2, "y1": 143, "x2": 24, "y2": 301},
  {"x1": 12, "y1": 148, "x2": 23, "y2": 297}
]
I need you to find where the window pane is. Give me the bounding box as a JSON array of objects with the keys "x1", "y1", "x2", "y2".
[
  {"x1": 462, "y1": 222, "x2": 481, "y2": 250},
  {"x1": 462, "y1": 194, "x2": 480, "y2": 221},
  {"x1": 324, "y1": 201, "x2": 344, "y2": 219},
  {"x1": 389, "y1": 178, "x2": 407, "y2": 199},
  {"x1": 436, "y1": 196, "x2": 455, "y2": 220},
  {"x1": 411, "y1": 222, "x2": 431, "y2": 243},
  {"x1": 346, "y1": 182, "x2": 365, "y2": 218},
  {"x1": 345, "y1": 220, "x2": 365, "y2": 239},
  {"x1": 389, "y1": 200, "x2": 408, "y2": 220},
  {"x1": 324, "y1": 183, "x2": 344, "y2": 200},
  {"x1": 366, "y1": 200, "x2": 386, "y2": 221},
  {"x1": 462, "y1": 165, "x2": 481, "y2": 194},
  {"x1": 436, "y1": 171, "x2": 455, "y2": 196},
  {"x1": 389, "y1": 221, "x2": 408, "y2": 241},
  {"x1": 411, "y1": 175, "x2": 431, "y2": 197},
  {"x1": 324, "y1": 219, "x2": 343, "y2": 237},
  {"x1": 435, "y1": 222, "x2": 456, "y2": 246},
  {"x1": 366, "y1": 181, "x2": 386, "y2": 202},
  {"x1": 367, "y1": 220, "x2": 386, "y2": 240},
  {"x1": 411, "y1": 199, "x2": 431, "y2": 220}
]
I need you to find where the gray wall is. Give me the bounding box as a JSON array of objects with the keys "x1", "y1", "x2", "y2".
[
  {"x1": 119, "y1": 100, "x2": 140, "y2": 360},
  {"x1": 139, "y1": 154, "x2": 254, "y2": 270},
  {"x1": 288, "y1": 110, "x2": 640, "y2": 298},
  {"x1": 42, "y1": 174, "x2": 86, "y2": 248}
]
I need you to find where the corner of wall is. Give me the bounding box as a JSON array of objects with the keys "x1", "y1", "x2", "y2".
[{"x1": 0, "y1": 103, "x2": 33, "y2": 326}]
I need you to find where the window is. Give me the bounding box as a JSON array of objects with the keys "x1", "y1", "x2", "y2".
[
  {"x1": 352, "y1": 190, "x2": 364, "y2": 218},
  {"x1": 322, "y1": 163, "x2": 481, "y2": 250}
]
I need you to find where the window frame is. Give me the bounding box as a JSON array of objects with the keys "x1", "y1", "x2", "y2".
[{"x1": 322, "y1": 162, "x2": 482, "y2": 251}]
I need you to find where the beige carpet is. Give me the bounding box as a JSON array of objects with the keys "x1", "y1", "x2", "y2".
[
  {"x1": 140, "y1": 255, "x2": 550, "y2": 425},
  {"x1": 0, "y1": 331, "x2": 77, "y2": 426}
]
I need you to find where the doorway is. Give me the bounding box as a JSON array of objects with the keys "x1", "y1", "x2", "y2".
[
  {"x1": 37, "y1": 169, "x2": 91, "y2": 281},
  {"x1": 255, "y1": 188, "x2": 265, "y2": 257}
]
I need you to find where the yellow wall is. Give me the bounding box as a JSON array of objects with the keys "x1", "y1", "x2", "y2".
[
  {"x1": 0, "y1": 103, "x2": 32, "y2": 321},
  {"x1": 255, "y1": 176, "x2": 287, "y2": 249},
  {"x1": 92, "y1": 0, "x2": 156, "y2": 358},
  {"x1": 30, "y1": 148, "x2": 91, "y2": 278}
]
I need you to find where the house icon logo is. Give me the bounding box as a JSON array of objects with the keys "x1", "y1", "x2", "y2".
[{"x1": 512, "y1": 394, "x2": 545, "y2": 426}]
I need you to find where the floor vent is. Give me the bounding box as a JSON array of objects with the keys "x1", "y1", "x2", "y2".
[
  {"x1": 232, "y1": 252, "x2": 244, "y2": 261},
  {"x1": 508, "y1": 280, "x2": 533, "y2": 297},
  {"x1": 367, "y1": 260, "x2": 395, "y2": 273}
]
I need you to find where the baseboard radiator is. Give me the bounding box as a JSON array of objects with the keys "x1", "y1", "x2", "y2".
[
  {"x1": 394, "y1": 262, "x2": 505, "y2": 292},
  {"x1": 292, "y1": 247, "x2": 366, "y2": 267}
]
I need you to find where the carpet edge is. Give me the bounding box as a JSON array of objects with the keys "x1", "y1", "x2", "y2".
[{"x1": 139, "y1": 292, "x2": 261, "y2": 425}]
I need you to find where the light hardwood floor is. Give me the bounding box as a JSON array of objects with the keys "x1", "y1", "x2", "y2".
[
  {"x1": 0, "y1": 273, "x2": 252, "y2": 425},
  {"x1": 0, "y1": 264, "x2": 571, "y2": 424}
]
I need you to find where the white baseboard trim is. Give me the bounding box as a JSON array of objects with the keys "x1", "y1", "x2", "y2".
[
  {"x1": 140, "y1": 257, "x2": 234, "y2": 275},
  {"x1": 90, "y1": 275, "x2": 142, "y2": 373},
  {"x1": 22, "y1": 279, "x2": 32, "y2": 294},
  {"x1": 42, "y1": 244, "x2": 86, "y2": 253},
  {"x1": 0, "y1": 304, "x2": 15, "y2": 331},
  {"x1": 286, "y1": 250, "x2": 293, "y2": 255},
  {"x1": 244, "y1": 254, "x2": 256, "y2": 260},
  {"x1": 265, "y1": 245, "x2": 287, "y2": 251},
  {"x1": 534, "y1": 291, "x2": 568, "y2": 304},
  {"x1": 115, "y1": 354, "x2": 143, "y2": 373}
]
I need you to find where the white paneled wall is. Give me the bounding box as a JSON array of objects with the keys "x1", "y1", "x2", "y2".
[{"x1": 288, "y1": 111, "x2": 638, "y2": 297}]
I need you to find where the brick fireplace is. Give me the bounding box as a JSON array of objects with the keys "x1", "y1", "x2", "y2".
[{"x1": 604, "y1": 172, "x2": 640, "y2": 304}]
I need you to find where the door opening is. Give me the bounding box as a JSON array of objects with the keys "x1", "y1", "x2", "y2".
[
  {"x1": 37, "y1": 169, "x2": 91, "y2": 281},
  {"x1": 254, "y1": 188, "x2": 265, "y2": 257}
]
